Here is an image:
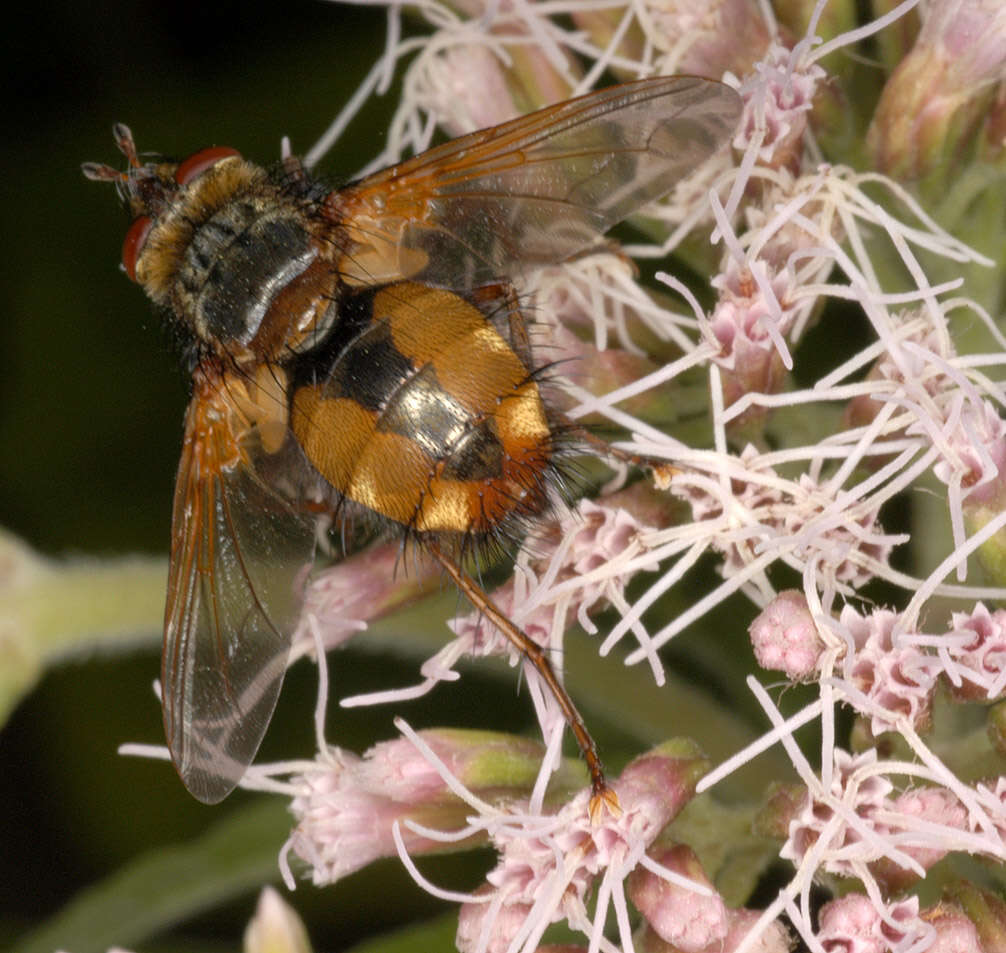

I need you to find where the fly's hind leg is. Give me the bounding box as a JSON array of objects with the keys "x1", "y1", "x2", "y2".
[{"x1": 428, "y1": 541, "x2": 619, "y2": 822}]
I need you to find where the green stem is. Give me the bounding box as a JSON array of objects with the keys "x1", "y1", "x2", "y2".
[{"x1": 0, "y1": 528, "x2": 165, "y2": 726}]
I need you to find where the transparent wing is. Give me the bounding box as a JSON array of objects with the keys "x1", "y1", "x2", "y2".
[
  {"x1": 330, "y1": 76, "x2": 741, "y2": 288},
  {"x1": 162, "y1": 376, "x2": 315, "y2": 804}
]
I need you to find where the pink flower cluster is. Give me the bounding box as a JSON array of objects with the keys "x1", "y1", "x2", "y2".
[
  {"x1": 782, "y1": 749, "x2": 899, "y2": 879},
  {"x1": 286, "y1": 741, "x2": 454, "y2": 885},
  {"x1": 931, "y1": 398, "x2": 1006, "y2": 506},
  {"x1": 451, "y1": 743, "x2": 791, "y2": 953},
  {"x1": 748, "y1": 590, "x2": 824, "y2": 679},
  {"x1": 817, "y1": 895, "x2": 929, "y2": 953},
  {"x1": 734, "y1": 42, "x2": 826, "y2": 173},
  {"x1": 448, "y1": 498, "x2": 659, "y2": 662},
  {"x1": 837, "y1": 607, "x2": 940, "y2": 736},
  {"x1": 751, "y1": 595, "x2": 1006, "y2": 731},
  {"x1": 780, "y1": 746, "x2": 1003, "y2": 895},
  {"x1": 673, "y1": 448, "x2": 894, "y2": 587},
  {"x1": 945, "y1": 603, "x2": 1006, "y2": 699}
]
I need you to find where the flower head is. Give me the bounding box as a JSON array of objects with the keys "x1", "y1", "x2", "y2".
[
  {"x1": 818, "y1": 894, "x2": 927, "y2": 953},
  {"x1": 836, "y1": 606, "x2": 939, "y2": 735},
  {"x1": 626, "y1": 844, "x2": 728, "y2": 952},
  {"x1": 734, "y1": 41, "x2": 826, "y2": 172},
  {"x1": 944, "y1": 603, "x2": 1006, "y2": 700},
  {"x1": 283, "y1": 730, "x2": 572, "y2": 886},
  {"x1": 456, "y1": 741, "x2": 711, "y2": 953},
  {"x1": 633, "y1": 0, "x2": 771, "y2": 77}
]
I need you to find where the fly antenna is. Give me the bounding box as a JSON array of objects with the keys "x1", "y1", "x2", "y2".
[
  {"x1": 81, "y1": 123, "x2": 140, "y2": 182},
  {"x1": 112, "y1": 123, "x2": 141, "y2": 167},
  {"x1": 81, "y1": 161, "x2": 122, "y2": 182}
]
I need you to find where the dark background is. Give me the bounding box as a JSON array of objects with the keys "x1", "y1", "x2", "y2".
[{"x1": 0, "y1": 3, "x2": 491, "y2": 949}]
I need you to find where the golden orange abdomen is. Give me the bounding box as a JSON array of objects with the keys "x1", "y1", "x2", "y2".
[{"x1": 291, "y1": 282, "x2": 553, "y2": 538}]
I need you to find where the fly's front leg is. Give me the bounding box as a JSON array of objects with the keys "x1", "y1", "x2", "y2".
[{"x1": 560, "y1": 420, "x2": 682, "y2": 484}]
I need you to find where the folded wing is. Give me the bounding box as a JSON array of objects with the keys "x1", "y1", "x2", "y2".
[
  {"x1": 330, "y1": 76, "x2": 741, "y2": 288},
  {"x1": 162, "y1": 374, "x2": 316, "y2": 803}
]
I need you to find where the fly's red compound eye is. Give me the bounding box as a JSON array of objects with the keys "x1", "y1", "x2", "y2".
[
  {"x1": 122, "y1": 215, "x2": 153, "y2": 282},
  {"x1": 175, "y1": 146, "x2": 241, "y2": 186}
]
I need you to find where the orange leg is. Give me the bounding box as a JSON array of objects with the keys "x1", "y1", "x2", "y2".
[{"x1": 428, "y1": 541, "x2": 619, "y2": 821}]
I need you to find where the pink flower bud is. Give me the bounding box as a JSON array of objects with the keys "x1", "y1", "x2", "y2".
[
  {"x1": 631, "y1": 0, "x2": 770, "y2": 78},
  {"x1": 627, "y1": 845, "x2": 728, "y2": 951},
  {"x1": 945, "y1": 881, "x2": 1006, "y2": 953},
  {"x1": 753, "y1": 782, "x2": 807, "y2": 840},
  {"x1": 720, "y1": 908, "x2": 792, "y2": 952},
  {"x1": 749, "y1": 590, "x2": 824, "y2": 679},
  {"x1": 819, "y1": 895, "x2": 926, "y2": 953},
  {"x1": 286, "y1": 730, "x2": 553, "y2": 885},
  {"x1": 868, "y1": 0, "x2": 1006, "y2": 180},
  {"x1": 818, "y1": 894, "x2": 891, "y2": 953},
  {"x1": 296, "y1": 541, "x2": 440, "y2": 654},
  {"x1": 414, "y1": 45, "x2": 522, "y2": 136},
  {"x1": 921, "y1": 901, "x2": 984, "y2": 953}
]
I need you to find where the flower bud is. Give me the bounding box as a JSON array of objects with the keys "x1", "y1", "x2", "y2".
[
  {"x1": 296, "y1": 540, "x2": 441, "y2": 655},
  {"x1": 868, "y1": 0, "x2": 1006, "y2": 181},
  {"x1": 627, "y1": 844, "x2": 728, "y2": 951},
  {"x1": 426, "y1": 0, "x2": 577, "y2": 115},
  {"x1": 749, "y1": 590, "x2": 824, "y2": 679},
  {"x1": 753, "y1": 782, "x2": 807, "y2": 840},
  {"x1": 243, "y1": 888, "x2": 312, "y2": 953},
  {"x1": 629, "y1": 0, "x2": 770, "y2": 78},
  {"x1": 921, "y1": 900, "x2": 984, "y2": 953},
  {"x1": 945, "y1": 881, "x2": 1006, "y2": 953}
]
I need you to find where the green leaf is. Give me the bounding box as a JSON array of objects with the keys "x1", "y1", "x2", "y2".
[
  {"x1": 344, "y1": 913, "x2": 459, "y2": 953},
  {"x1": 668, "y1": 796, "x2": 780, "y2": 907},
  {"x1": 11, "y1": 801, "x2": 290, "y2": 953}
]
